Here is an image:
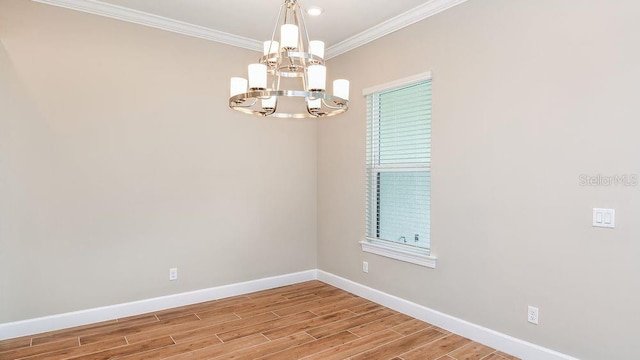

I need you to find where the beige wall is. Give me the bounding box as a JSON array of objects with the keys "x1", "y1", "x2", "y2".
[
  {"x1": 0, "y1": 0, "x2": 317, "y2": 322},
  {"x1": 318, "y1": 1, "x2": 640, "y2": 359}
]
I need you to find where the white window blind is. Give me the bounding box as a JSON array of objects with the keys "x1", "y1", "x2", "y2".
[{"x1": 366, "y1": 76, "x2": 432, "y2": 253}]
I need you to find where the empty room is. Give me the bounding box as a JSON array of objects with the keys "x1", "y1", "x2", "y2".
[{"x1": 1, "y1": 0, "x2": 639, "y2": 359}]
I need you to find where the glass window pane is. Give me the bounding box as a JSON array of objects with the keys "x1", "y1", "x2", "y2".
[{"x1": 377, "y1": 171, "x2": 430, "y2": 248}]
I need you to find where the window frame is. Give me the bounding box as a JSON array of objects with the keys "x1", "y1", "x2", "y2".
[{"x1": 361, "y1": 72, "x2": 437, "y2": 268}]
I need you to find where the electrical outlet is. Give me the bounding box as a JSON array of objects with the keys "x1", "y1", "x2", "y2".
[
  {"x1": 362, "y1": 261, "x2": 369, "y2": 273},
  {"x1": 169, "y1": 268, "x2": 178, "y2": 281},
  {"x1": 527, "y1": 306, "x2": 539, "y2": 324}
]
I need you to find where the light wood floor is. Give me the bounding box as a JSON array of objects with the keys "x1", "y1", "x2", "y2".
[{"x1": 0, "y1": 281, "x2": 520, "y2": 360}]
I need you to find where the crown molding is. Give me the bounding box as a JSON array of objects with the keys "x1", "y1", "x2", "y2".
[
  {"x1": 33, "y1": 0, "x2": 467, "y2": 58},
  {"x1": 32, "y1": 0, "x2": 263, "y2": 52},
  {"x1": 326, "y1": 0, "x2": 468, "y2": 59}
]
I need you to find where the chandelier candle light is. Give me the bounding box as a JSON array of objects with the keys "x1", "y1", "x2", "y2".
[{"x1": 229, "y1": 0, "x2": 349, "y2": 118}]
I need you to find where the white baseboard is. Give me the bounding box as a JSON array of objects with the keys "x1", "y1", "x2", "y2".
[
  {"x1": 317, "y1": 270, "x2": 579, "y2": 360},
  {"x1": 0, "y1": 268, "x2": 579, "y2": 360},
  {"x1": 0, "y1": 270, "x2": 316, "y2": 340}
]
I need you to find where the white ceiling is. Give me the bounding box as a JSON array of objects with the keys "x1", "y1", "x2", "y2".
[
  {"x1": 98, "y1": 0, "x2": 431, "y2": 46},
  {"x1": 34, "y1": 0, "x2": 467, "y2": 57}
]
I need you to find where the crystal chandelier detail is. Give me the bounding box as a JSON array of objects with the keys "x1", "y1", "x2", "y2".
[{"x1": 229, "y1": 0, "x2": 349, "y2": 118}]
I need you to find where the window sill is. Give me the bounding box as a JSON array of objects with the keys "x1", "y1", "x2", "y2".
[{"x1": 360, "y1": 239, "x2": 437, "y2": 268}]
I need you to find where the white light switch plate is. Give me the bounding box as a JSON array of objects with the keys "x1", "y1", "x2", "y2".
[{"x1": 593, "y1": 208, "x2": 615, "y2": 228}]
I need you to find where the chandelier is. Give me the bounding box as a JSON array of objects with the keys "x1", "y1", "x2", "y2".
[{"x1": 229, "y1": 0, "x2": 350, "y2": 118}]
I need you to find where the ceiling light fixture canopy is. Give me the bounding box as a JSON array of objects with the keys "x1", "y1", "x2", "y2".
[
  {"x1": 307, "y1": 6, "x2": 324, "y2": 16},
  {"x1": 229, "y1": 0, "x2": 349, "y2": 118}
]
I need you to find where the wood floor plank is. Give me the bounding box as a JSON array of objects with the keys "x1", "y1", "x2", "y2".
[
  {"x1": 278, "y1": 280, "x2": 332, "y2": 297},
  {"x1": 272, "y1": 293, "x2": 353, "y2": 317},
  {"x1": 495, "y1": 350, "x2": 520, "y2": 360},
  {"x1": 216, "y1": 311, "x2": 316, "y2": 342},
  {"x1": 171, "y1": 312, "x2": 278, "y2": 344},
  {"x1": 0, "y1": 337, "x2": 31, "y2": 353},
  {"x1": 258, "y1": 330, "x2": 359, "y2": 360},
  {"x1": 19, "y1": 337, "x2": 127, "y2": 360},
  {"x1": 117, "y1": 334, "x2": 223, "y2": 360},
  {"x1": 196, "y1": 307, "x2": 243, "y2": 321},
  {"x1": 350, "y1": 327, "x2": 449, "y2": 360},
  {"x1": 212, "y1": 295, "x2": 255, "y2": 307},
  {"x1": 117, "y1": 313, "x2": 159, "y2": 323},
  {"x1": 186, "y1": 294, "x2": 280, "y2": 323},
  {"x1": 302, "y1": 328, "x2": 404, "y2": 360},
  {"x1": 261, "y1": 309, "x2": 356, "y2": 340},
  {"x1": 211, "y1": 332, "x2": 314, "y2": 360},
  {"x1": 448, "y1": 342, "x2": 495, "y2": 359},
  {"x1": 234, "y1": 294, "x2": 321, "y2": 318},
  {"x1": 246, "y1": 281, "x2": 326, "y2": 301},
  {"x1": 79, "y1": 314, "x2": 199, "y2": 345},
  {"x1": 305, "y1": 308, "x2": 395, "y2": 339},
  {"x1": 154, "y1": 300, "x2": 221, "y2": 321},
  {"x1": 277, "y1": 284, "x2": 334, "y2": 299},
  {"x1": 279, "y1": 288, "x2": 330, "y2": 301},
  {"x1": 399, "y1": 333, "x2": 473, "y2": 360},
  {"x1": 28, "y1": 320, "x2": 117, "y2": 346},
  {"x1": 31, "y1": 314, "x2": 158, "y2": 346},
  {"x1": 481, "y1": 354, "x2": 510, "y2": 360},
  {"x1": 67, "y1": 336, "x2": 175, "y2": 360},
  {"x1": 193, "y1": 295, "x2": 284, "y2": 321},
  {"x1": 348, "y1": 301, "x2": 386, "y2": 314},
  {"x1": 163, "y1": 333, "x2": 269, "y2": 360},
  {"x1": 348, "y1": 312, "x2": 413, "y2": 337},
  {"x1": 231, "y1": 291, "x2": 293, "y2": 308},
  {"x1": 125, "y1": 312, "x2": 239, "y2": 344},
  {"x1": 392, "y1": 318, "x2": 434, "y2": 335},
  {"x1": 0, "y1": 337, "x2": 79, "y2": 359},
  {"x1": 1, "y1": 281, "x2": 520, "y2": 360},
  {"x1": 312, "y1": 288, "x2": 345, "y2": 298},
  {"x1": 307, "y1": 296, "x2": 369, "y2": 316}
]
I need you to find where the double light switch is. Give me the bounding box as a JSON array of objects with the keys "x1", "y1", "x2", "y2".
[{"x1": 593, "y1": 208, "x2": 615, "y2": 228}]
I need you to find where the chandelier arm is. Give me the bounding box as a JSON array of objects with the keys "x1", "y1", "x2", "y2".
[
  {"x1": 286, "y1": 51, "x2": 296, "y2": 70},
  {"x1": 233, "y1": 98, "x2": 259, "y2": 108},
  {"x1": 269, "y1": 71, "x2": 282, "y2": 113},
  {"x1": 292, "y1": 4, "x2": 306, "y2": 59},
  {"x1": 321, "y1": 98, "x2": 347, "y2": 110},
  {"x1": 266, "y1": 2, "x2": 286, "y2": 60},
  {"x1": 270, "y1": 70, "x2": 278, "y2": 91},
  {"x1": 283, "y1": 2, "x2": 289, "y2": 24},
  {"x1": 284, "y1": 0, "x2": 295, "y2": 26},
  {"x1": 258, "y1": 3, "x2": 286, "y2": 64},
  {"x1": 301, "y1": 59, "x2": 308, "y2": 92},
  {"x1": 306, "y1": 106, "x2": 320, "y2": 118},
  {"x1": 276, "y1": 70, "x2": 282, "y2": 91},
  {"x1": 296, "y1": 2, "x2": 312, "y2": 47},
  {"x1": 269, "y1": 53, "x2": 280, "y2": 90}
]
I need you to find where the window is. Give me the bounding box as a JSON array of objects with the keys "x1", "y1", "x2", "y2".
[{"x1": 361, "y1": 72, "x2": 436, "y2": 268}]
